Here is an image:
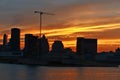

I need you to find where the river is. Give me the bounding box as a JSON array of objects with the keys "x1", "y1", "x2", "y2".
[{"x1": 0, "y1": 63, "x2": 120, "y2": 80}]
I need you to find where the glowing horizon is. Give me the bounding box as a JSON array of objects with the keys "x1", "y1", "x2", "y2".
[{"x1": 0, "y1": 25, "x2": 120, "y2": 53}]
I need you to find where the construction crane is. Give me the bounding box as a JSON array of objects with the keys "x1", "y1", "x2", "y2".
[{"x1": 34, "y1": 11, "x2": 54, "y2": 38}]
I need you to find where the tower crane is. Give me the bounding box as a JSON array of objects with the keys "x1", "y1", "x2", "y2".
[{"x1": 34, "y1": 11, "x2": 54, "y2": 38}]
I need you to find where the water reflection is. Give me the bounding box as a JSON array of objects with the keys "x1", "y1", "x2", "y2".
[
  {"x1": 79, "y1": 67, "x2": 120, "y2": 80},
  {"x1": 37, "y1": 67, "x2": 120, "y2": 80},
  {"x1": 0, "y1": 64, "x2": 120, "y2": 80},
  {"x1": 40, "y1": 67, "x2": 80, "y2": 80}
]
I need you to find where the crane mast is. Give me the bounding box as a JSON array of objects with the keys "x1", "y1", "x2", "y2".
[{"x1": 34, "y1": 11, "x2": 54, "y2": 38}]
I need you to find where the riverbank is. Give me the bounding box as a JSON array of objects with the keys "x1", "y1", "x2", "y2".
[{"x1": 0, "y1": 57, "x2": 119, "y2": 67}]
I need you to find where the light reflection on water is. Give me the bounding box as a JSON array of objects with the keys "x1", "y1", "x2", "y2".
[{"x1": 0, "y1": 64, "x2": 120, "y2": 80}]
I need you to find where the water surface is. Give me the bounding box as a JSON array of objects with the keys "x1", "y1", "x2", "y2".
[{"x1": 0, "y1": 63, "x2": 120, "y2": 80}]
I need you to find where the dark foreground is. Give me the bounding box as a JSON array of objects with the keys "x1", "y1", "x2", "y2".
[{"x1": 0, "y1": 57, "x2": 119, "y2": 67}]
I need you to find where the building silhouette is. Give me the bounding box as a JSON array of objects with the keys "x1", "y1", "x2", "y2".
[
  {"x1": 24, "y1": 34, "x2": 49, "y2": 58},
  {"x1": 2, "y1": 34, "x2": 11, "y2": 51},
  {"x1": 0, "y1": 45, "x2": 2, "y2": 51},
  {"x1": 40, "y1": 35, "x2": 49, "y2": 54},
  {"x1": 10, "y1": 28, "x2": 20, "y2": 51},
  {"x1": 3, "y1": 34, "x2": 7, "y2": 46},
  {"x1": 51, "y1": 40, "x2": 64, "y2": 53},
  {"x1": 24, "y1": 34, "x2": 39, "y2": 58},
  {"x1": 76, "y1": 37, "x2": 97, "y2": 55},
  {"x1": 116, "y1": 48, "x2": 120, "y2": 56}
]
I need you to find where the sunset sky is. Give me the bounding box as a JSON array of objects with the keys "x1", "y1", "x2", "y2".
[{"x1": 0, "y1": 0, "x2": 120, "y2": 52}]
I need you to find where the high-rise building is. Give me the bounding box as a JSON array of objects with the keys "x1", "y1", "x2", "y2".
[
  {"x1": 24, "y1": 34, "x2": 39, "y2": 58},
  {"x1": 2, "y1": 34, "x2": 11, "y2": 51},
  {"x1": 10, "y1": 28, "x2": 20, "y2": 51},
  {"x1": 24, "y1": 34, "x2": 49, "y2": 58},
  {"x1": 3, "y1": 34, "x2": 7, "y2": 46},
  {"x1": 40, "y1": 35, "x2": 49, "y2": 54},
  {"x1": 76, "y1": 37, "x2": 97, "y2": 55},
  {"x1": 52, "y1": 40, "x2": 64, "y2": 53}
]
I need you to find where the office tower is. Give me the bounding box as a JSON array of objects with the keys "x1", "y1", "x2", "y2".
[
  {"x1": 24, "y1": 34, "x2": 39, "y2": 58},
  {"x1": 40, "y1": 35, "x2": 49, "y2": 54},
  {"x1": 52, "y1": 40, "x2": 64, "y2": 53},
  {"x1": 76, "y1": 37, "x2": 97, "y2": 55},
  {"x1": 2, "y1": 34, "x2": 10, "y2": 51},
  {"x1": 10, "y1": 28, "x2": 20, "y2": 51},
  {"x1": 3, "y1": 34, "x2": 7, "y2": 46}
]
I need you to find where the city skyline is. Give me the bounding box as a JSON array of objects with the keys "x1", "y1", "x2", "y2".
[
  {"x1": 0, "y1": 28, "x2": 97, "y2": 53},
  {"x1": 0, "y1": 0, "x2": 120, "y2": 52},
  {"x1": 0, "y1": 27, "x2": 120, "y2": 67},
  {"x1": 1, "y1": 28, "x2": 119, "y2": 54}
]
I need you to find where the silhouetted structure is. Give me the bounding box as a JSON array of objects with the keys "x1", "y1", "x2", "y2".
[
  {"x1": 116, "y1": 48, "x2": 120, "y2": 56},
  {"x1": 1, "y1": 28, "x2": 120, "y2": 66},
  {"x1": 52, "y1": 40, "x2": 64, "y2": 53},
  {"x1": 10, "y1": 28, "x2": 20, "y2": 51},
  {"x1": 76, "y1": 37, "x2": 97, "y2": 55},
  {"x1": 24, "y1": 34, "x2": 39, "y2": 58},
  {"x1": 1, "y1": 34, "x2": 11, "y2": 51},
  {"x1": 0, "y1": 45, "x2": 2, "y2": 51},
  {"x1": 34, "y1": 11, "x2": 54, "y2": 38},
  {"x1": 40, "y1": 35, "x2": 49, "y2": 54},
  {"x1": 24, "y1": 34, "x2": 49, "y2": 58},
  {"x1": 3, "y1": 34, "x2": 7, "y2": 46}
]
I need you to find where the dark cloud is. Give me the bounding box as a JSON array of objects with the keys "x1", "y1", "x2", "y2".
[{"x1": 0, "y1": 0, "x2": 120, "y2": 29}]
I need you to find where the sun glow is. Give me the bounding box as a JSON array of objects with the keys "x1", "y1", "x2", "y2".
[{"x1": 42, "y1": 23, "x2": 120, "y2": 37}]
